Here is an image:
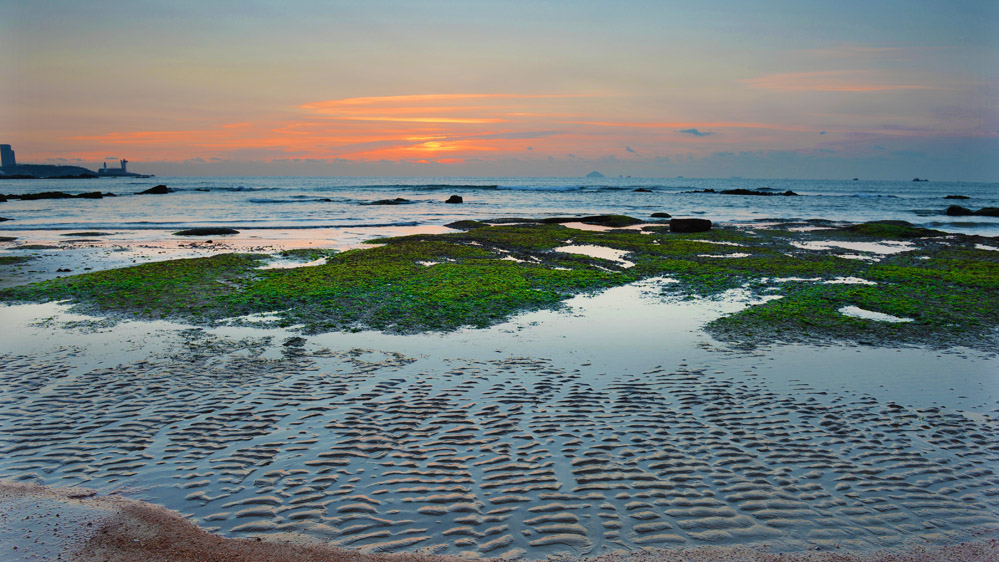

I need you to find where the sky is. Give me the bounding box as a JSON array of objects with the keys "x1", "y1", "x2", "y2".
[{"x1": 2, "y1": 0, "x2": 997, "y2": 180}]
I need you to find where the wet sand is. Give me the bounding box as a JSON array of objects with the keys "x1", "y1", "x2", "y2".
[{"x1": 3, "y1": 482, "x2": 996, "y2": 561}]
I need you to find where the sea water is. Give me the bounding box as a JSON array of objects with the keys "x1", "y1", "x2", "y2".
[{"x1": 1, "y1": 176, "x2": 997, "y2": 237}]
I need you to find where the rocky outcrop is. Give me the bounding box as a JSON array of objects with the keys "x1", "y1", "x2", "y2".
[
  {"x1": 669, "y1": 218, "x2": 712, "y2": 233},
  {"x1": 366, "y1": 198, "x2": 412, "y2": 205},
  {"x1": 173, "y1": 227, "x2": 240, "y2": 236},
  {"x1": 138, "y1": 185, "x2": 173, "y2": 195},
  {"x1": 445, "y1": 195, "x2": 463, "y2": 204},
  {"x1": 650, "y1": 212, "x2": 671, "y2": 218}
]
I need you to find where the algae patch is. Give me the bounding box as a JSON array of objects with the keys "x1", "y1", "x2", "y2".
[{"x1": 0, "y1": 220, "x2": 995, "y2": 349}]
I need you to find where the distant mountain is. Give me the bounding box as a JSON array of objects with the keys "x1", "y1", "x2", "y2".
[{"x1": 585, "y1": 170, "x2": 605, "y2": 178}]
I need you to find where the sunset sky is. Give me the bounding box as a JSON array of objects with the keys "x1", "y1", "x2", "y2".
[{"x1": 2, "y1": 1, "x2": 996, "y2": 179}]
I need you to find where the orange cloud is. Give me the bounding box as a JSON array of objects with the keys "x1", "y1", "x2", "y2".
[{"x1": 743, "y1": 70, "x2": 942, "y2": 92}]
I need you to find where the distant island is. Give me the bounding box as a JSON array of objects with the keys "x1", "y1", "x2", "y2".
[
  {"x1": 0, "y1": 144, "x2": 151, "y2": 179},
  {"x1": 585, "y1": 170, "x2": 605, "y2": 178}
]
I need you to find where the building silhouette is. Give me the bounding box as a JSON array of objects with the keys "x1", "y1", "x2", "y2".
[{"x1": 0, "y1": 144, "x2": 15, "y2": 169}]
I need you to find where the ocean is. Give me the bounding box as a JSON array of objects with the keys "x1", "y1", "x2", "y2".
[{"x1": 2, "y1": 176, "x2": 997, "y2": 240}]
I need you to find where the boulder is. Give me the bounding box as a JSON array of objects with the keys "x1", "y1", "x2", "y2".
[
  {"x1": 945, "y1": 205, "x2": 974, "y2": 216},
  {"x1": 975, "y1": 207, "x2": 999, "y2": 217},
  {"x1": 669, "y1": 218, "x2": 712, "y2": 233},
  {"x1": 0, "y1": 217, "x2": 11, "y2": 222},
  {"x1": 579, "y1": 214, "x2": 643, "y2": 227},
  {"x1": 173, "y1": 227, "x2": 240, "y2": 236},
  {"x1": 944, "y1": 195, "x2": 970, "y2": 199},
  {"x1": 650, "y1": 212, "x2": 671, "y2": 218},
  {"x1": 138, "y1": 184, "x2": 173, "y2": 195},
  {"x1": 633, "y1": 188, "x2": 652, "y2": 193},
  {"x1": 445, "y1": 195, "x2": 463, "y2": 204},
  {"x1": 0, "y1": 194, "x2": 6, "y2": 202}
]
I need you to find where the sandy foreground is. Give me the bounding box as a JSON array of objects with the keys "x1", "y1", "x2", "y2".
[
  {"x1": 3, "y1": 482, "x2": 996, "y2": 562},
  {"x1": 1, "y1": 228, "x2": 998, "y2": 561}
]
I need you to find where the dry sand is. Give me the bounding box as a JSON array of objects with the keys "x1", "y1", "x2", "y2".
[{"x1": 3, "y1": 482, "x2": 996, "y2": 562}]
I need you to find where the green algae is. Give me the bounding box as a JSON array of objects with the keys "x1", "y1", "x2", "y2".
[
  {"x1": 0, "y1": 220, "x2": 995, "y2": 348},
  {"x1": 0, "y1": 256, "x2": 33, "y2": 266}
]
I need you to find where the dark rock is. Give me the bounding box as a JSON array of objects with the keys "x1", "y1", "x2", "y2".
[
  {"x1": 633, "y1": 188, "x2": 652, "y2": 193},
  {"x1": 945, "y1": 205, "x2": 974, "y2": 216},
  {"x1": 913, "y1": 177, "x2": 929, "y2": 182},
  {"x1": 0, "y1": 217, "x2": 11, "y2": 222},
  {"x1": 650, "y1": 212, "x2": 672, "y2": 218},
  {"x1": 670, "y1": 218, "x2": 712, "y2": 233},
  {"x1": 944, "y1": 195, "x2": 970, "y2": 199},
  {"x1": 16, "y1": 191, "x2": 76, "y2": 200},
  {"x1": 852, "y1": 178, "x2": 859, "y2": 181},
  {"x1": 580, "y1": 214, "x2": 643, "y2": 227},
  {"x1": 718, "y1": 188, "x2": 798, "y2": 196},
  {"x1": 75, "y1": 192, "x2": 106, "y2": 199},
  {"x1": 173, "y1": 227, "x2": 240, "y2": 236},
  {"x1": 445, "y1": 195, "x2": 463, "y2": 204},
  {"x1": 138, "y1": 184, "x2": 173, "y2": 195},
  {"x1": 445, "y1": 220, "x2": 489, "y2": 230},
  {"x1": 56, "y1": 268, "x2": 72, "y2": 272},
  {"x1": 366, "y1": 198, "x2": 412, "y2": 205},
  {"x1": 0, "y1": 194, "x2": 6, "y2": 202},
  {"x1": 975, "y1": 207, "x2": 999, "y2": 217}
]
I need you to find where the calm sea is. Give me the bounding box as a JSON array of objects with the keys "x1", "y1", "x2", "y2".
[{"x1": 2, "y1": 176, "x2": 997, "y2": 237}]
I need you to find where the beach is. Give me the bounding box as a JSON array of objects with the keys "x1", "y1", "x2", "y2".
[{"x1": 1, "y1": 179, "x2": 998, "y2": 561}]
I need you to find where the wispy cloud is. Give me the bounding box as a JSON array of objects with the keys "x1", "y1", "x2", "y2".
[
  {"x1": 743, "y1": 70, "x2": 944, "y2": 92},
  {"x1": 678, "y1": 128, "x2": 714, "y2": 137}
]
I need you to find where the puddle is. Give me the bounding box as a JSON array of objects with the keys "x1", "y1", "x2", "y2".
[
  {"x1": 824, "y1": 277, "x2": 877, "y2": 285},
  {"x1": 792, "y1": 240, "x2": 914, "y2": 254},
  {"x1": 555, "y1": 245, "x2": 635, "y2": 268},
  {"x1": 257, "y1": 257, "x2": 327, "y2": 270},
  {"x1": 839, "y1": 306, "x2": 913, "y2": 323}
]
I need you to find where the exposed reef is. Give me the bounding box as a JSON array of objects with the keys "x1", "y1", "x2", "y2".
[{"x1": 1, "y1": 219, "x2": 996, "y2": 349}]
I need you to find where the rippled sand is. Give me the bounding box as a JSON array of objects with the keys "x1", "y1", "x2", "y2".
[{"x1": 1, "y1": 297, "x2": 997, "y2": 560}]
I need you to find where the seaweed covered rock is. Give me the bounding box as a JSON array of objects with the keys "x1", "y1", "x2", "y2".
[
  {"x1": 445, "y1": 220, "x2": 489, "y2": 230},
  {"x1": 838, "y1": 220, "x2": 944, "y2": 239},
  {"x1": 670, "y1": 218, "x2": 712, "y2": 233}
]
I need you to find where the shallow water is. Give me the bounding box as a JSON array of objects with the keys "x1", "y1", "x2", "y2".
[
  {"x1": 1, "y1": 285, "x2": 996, "y2": 559},
  {"x1": 1, "y1": 176, "x2": 997, "y2": 237}
]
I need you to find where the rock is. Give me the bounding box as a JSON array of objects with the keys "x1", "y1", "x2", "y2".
[
  {"x1": 0, "y1": 194, "x2": 7, "y2": 202},
  {"x1": 670, "y1": 218, "x2": 712, "y2": 233},
  {"x1": 15, "y1": 191, "x2": 76, "y2": 200},
  {"x1": 56, "y1": 268, "x2": 72, "y2": 272},
  {"x1": 445, "y1": 220, "x2": 489, "y2": 230},
  {"x1": 945, "y1": 205, "x2": 974, "y2": 216},
  {"x1": 975, "y1": 207, "x2": 999, "y2": 217},
  {"x1": 445, "y1": 195, "x2": 463, "y2": 204},
  {"x1": 173, "y1": 227, "x2": 240, "y2": 236},
  {"x1": 650, "y1": 212, "x2": 671, "y2": 218},
  {"x1": 718, "y1": 188, "x2": 798, "y2": 196},
  {"x1": 944, "y1": 195, "x2": 970, "y2": 199},
  {"x1": 366, "y1": 198, "x2": 412, "y2": 205},
  {"x1": 913, "y1": 178, "x2": 929, "y2": 182},
  {"x1": 75, "y1": 192, "x2": 106, "y2": 199},
  {"x1": 585, "y1": 171, "x2": 605, "y2": 178},
  {"x1": 580, "y1": 215, "x2": 643, "y2": 227},
  {"x1": 138, "y1": 184, "x2": 173, "y2": 195},
  {"x1": 633, "y1": 188, "x2": 652, "y2": 193},
  {"x1": 0, "y1": 217, "x2": 11, "y2": 222}
]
